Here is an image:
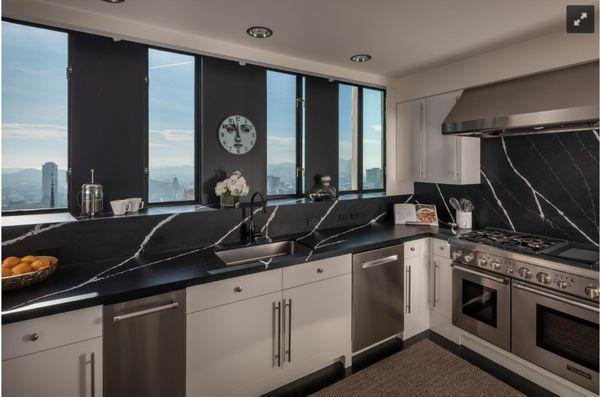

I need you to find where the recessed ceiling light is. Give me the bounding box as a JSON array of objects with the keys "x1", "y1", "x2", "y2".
[
  {"x1": 246, "y1": 26, "x2": 273, "y2": 39},
  {"x1": 101, "y1": 0, "x2": 125, "y2": 3},
  {"x1": 350, "y1": 54, "x2": 372, "y2": 63}
]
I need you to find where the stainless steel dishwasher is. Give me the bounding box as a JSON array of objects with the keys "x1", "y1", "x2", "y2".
[
  {"x1": 352, "y1": 245, "x2": 404, "y2": 352},
  {"x1": 103, "y1": 289, "x2": 185, "y2": 397}
]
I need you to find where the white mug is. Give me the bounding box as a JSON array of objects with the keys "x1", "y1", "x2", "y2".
[
  {"x1": 111, "y1": 200, "x2": 131, "y2": 216},
  {"x1": 127, "y1": 198, "x2": 144, "y2": 213},
  {"x1": 456, "y1": 210, "x2": 472, "y2": 229}
]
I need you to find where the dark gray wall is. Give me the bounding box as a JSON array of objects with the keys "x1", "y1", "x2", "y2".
[
  {"x1": 70, "y1": 33, "x2": 147, "y2": 210},
  {"x1": 305, "y1": 77, "x2": 339, "y2": 192},
  {"x1": 201, "y1": 57, "x2": 267, "y2": 204}
]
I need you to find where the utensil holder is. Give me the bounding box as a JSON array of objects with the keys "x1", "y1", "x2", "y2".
[{"x1": 456, "y1": 210, "x2": 472, "y2": 229}]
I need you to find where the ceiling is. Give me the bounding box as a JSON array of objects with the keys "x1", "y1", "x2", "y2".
[{"x1": 24, "y1": 0, "x2": 584, "y2": 77}]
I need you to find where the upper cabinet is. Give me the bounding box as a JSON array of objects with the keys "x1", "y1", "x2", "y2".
[{"x1": 397, "y1": 90, "x2": 480, "y2": 185}]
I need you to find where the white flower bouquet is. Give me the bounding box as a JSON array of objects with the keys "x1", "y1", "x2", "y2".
[{"x1": 215, "y1": 171, "x2": 250, "y2": 207}]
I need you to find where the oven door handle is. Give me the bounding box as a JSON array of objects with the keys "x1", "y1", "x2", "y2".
[
  {"x1": 513, "y1": 283, "x2": 600, "y2": 313},
  {"x1": 451, "y1": 264, "x2": 508, "y2": 284}
]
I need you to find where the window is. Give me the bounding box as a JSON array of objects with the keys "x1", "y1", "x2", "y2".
[
  {"x1": 267, "y1": 71, "x2": 297, "y2": 196},
  {"x1": 338, "y1": 84, "x2": 359, "y2": 192},
  {"x1": 362, "y1": 88, "x2": 384, "y2": 190},
  {"x1": 1, "y1": 21, "x2": 69, "y2": 211},
  {"x1": 147, "y1": 49, "x2": 195, "y2": 203}
]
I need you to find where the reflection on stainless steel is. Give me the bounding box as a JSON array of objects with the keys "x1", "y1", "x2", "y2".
[
  {"x1": 103, "y1": 290, "x2": 185, "y2": 397},
  {"x1": 352, "y1": 245, "x2": 404, "y2": 352},
  {"x1": 215, "y1": 240, "x2": 297, "y2": 266}
]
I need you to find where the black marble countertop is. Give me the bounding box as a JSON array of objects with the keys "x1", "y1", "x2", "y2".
[{"x1": 2, "y1": 223, "x2": 451, "y2": 324}]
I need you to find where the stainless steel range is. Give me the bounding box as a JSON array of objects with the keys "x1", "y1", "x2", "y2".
[{"x1": 450, "y1": 228, "x2": 599, "y2": 394}]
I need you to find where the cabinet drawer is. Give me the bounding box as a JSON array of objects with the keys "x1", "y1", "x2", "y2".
[
  {"x1": 283, "y1": 255, "x2": 351, "y2": 289},
  {"x1": 2, "y1": 306, "x2": 102, "y2": 361},
  {"x1": 404, "y1": 240, "x2": 421, "y2": 258},
  {"x1": 186, "y1": 269, "x2": 282, "y2": 313},
  {"x1": 433, "y1": 238, "x2": 450, "y2": 258}
]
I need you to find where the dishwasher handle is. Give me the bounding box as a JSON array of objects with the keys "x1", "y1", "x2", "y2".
[
  {"x1": 113, "y1": 301, "x2": 179, "y2": 322},
  {"x1": 361, "y1": 254, "x2": 399, "y2": 269}
]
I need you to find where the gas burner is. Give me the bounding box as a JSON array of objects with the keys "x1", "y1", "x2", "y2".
[{"x1": 459, "y1": 228, "x2": 566, "y2": 254}]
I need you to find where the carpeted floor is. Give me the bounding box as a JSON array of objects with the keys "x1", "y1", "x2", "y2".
[{"x1": 310, "y1": 339, "x2": 524, "y2": 397}]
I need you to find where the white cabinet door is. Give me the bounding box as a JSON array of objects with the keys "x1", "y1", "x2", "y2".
[
  {"x1": 2, "y1": 337, "x2": 102, "y2": 397},
  {"x1": 186, "y1": 291, "x2": 282, "y2": 397},
  {"x1": 424, "y1": 91, "x2": 461, "y2": 183},
  {"x1": 432, "y1": 255, "x2": 453, "y2": 319},
  {"x1": 397, "y1": 99, "x2": 425, "y2": 181},
  {"x1": 282, "y1": 274, "x2": 351, "y2": 376},
  {"x1": 403, "y1": 254, "x2": 430, "y2": 339}
]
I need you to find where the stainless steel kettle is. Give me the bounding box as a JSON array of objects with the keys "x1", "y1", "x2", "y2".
[{"x1": 79, "y1": 169, "x2": 103, "y2": 216}]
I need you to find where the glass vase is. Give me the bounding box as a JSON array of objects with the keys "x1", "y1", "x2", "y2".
[{"x1": 220, "y1": 193, "x2": 240, "y2": 208}]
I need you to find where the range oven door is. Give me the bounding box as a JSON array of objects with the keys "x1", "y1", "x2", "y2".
[
  {"x1": 452, "y1": 263, "x2": 511, "y2": 350},
  {"x1": 512, "y1": 282, "x2": 599, "y2": 394}
]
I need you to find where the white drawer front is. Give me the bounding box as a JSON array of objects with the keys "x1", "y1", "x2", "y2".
[
  {"x1": 283, "y1": 255, "x2": 351, "y2": 290},
  {"x1": 433, "y1": 238, "x2": 450, "y2": 258},
  {"x1": 404, "y1": 240, "x2": 421, "y2": 259},
  {"x1": 2, "y1": 306, "x2": 102, "y2": 361},
  {"x1": 186, "y1": 269, "x2": 282, "y2": 313}
]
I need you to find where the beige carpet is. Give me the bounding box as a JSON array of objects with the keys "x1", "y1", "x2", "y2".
[{"x1": 311, "y1": 339, "x2": 524, "y2": 397}]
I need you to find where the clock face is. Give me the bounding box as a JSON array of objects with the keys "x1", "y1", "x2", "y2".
[{"x1": 218, "y1": 115, "x2": 256, "y2": 155}]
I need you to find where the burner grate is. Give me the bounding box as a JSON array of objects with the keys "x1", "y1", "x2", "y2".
[{"x1": 460, "y1": 228, "x2": 566, "y2": 254}]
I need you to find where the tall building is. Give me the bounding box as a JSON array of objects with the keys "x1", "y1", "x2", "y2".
[
  {"x1": 42, "y1": 162, "x2": 58, "y2": 208},
  {"x1": 172, "y1": 177, "x2": 181, "y2": 200},
  {"x1": 365, "y1": 167, "x2": 382, "y2": 190}
]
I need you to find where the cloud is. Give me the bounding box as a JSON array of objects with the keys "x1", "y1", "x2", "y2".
[
  {"x1": 267, "y1": 136, "x2": 295, "y2": 146},
  {"x1": 371, "y1": 124, "x2": 382, "y2": 132},
  {"x1": 149, "y1": 143, "x2": 173, "y2": 148},
  {"x1": 2, "y1": 123, "x2": 67, "y2": 140},
  {"x1": 150, "y1": 129, "x2": 194, "y2": 141},
  {"x1": 364, "y1": 139, "x2": 381, "y2": 145}
]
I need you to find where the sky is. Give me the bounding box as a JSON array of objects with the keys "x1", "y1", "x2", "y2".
[{"x1": 2, "y1": 21, "x2": 68, "y2": 170}]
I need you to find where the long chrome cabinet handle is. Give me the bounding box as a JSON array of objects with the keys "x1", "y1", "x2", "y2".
[
  {"x1": 90, "y1": 351, "x2": 95, "y2": 397},
  {"x1": 513, "y1": 283, "x2": 600, "y2": 313},
  {"x1": 406, "y1": 265, "x2": 412, "y2": 314},
  {"x1": 285, "y1": 299, "x2": 292, "y2": 362},
  {"x1": 113, "y1": 301, "x2": 179, "y2": 322},
  {"x1": 451, "y1": 264, "x2": 508, "y2": 284},
  {"x1": 433, "y1": 261, "x2": 438, "y2": 308},
  {"x1": 361, "y1": 255, "x2": 398, "y2": 269},
  {"x1": 273, "y1": 301, "x2": 281, "y2": 367}
]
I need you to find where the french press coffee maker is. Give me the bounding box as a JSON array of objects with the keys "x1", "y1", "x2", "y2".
[{"x1": 79, "y1": 169, "x2": 103, "y2": 216}]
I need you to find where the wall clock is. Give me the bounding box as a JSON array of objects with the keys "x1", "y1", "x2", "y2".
[{"x1": 218, "y1": 115, "x2": 256, "y2": 155}]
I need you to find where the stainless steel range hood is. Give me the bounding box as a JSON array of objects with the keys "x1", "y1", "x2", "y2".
[{"x1": 442, "y1": 62, "x2": 599, "y2": 137}]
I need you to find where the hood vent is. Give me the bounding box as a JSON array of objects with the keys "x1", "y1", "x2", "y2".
[{"x1": 442, "y1": 62, "x2": 599, "y2": 137}]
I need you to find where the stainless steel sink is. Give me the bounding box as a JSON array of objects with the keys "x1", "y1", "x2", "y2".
[{"x1": 215, "y1": 240, "x2": 298, "y2": 266}]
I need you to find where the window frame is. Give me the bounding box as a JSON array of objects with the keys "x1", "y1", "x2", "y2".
[
  {"x1": 265, "y1": 68, "x2": 305, "y2": 200},
  {"x1": 1, "y1": 18, "x2": 73, "y2": 216},
  {"x1": 264, "y1": 70, "x2": 386, "y2": 199},
  {"x1": 144, "y1": 45, "x2": 200, "y2": 207}
]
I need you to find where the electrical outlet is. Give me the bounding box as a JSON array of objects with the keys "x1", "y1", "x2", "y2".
[
  {"x1": 349, "y1": 212, "x2": 360, "y2": 220},
  {"x1": 337, "y1": 213, "x2": 349, "y2": 222}
]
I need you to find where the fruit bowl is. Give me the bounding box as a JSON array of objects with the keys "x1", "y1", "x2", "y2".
[{"x1": 2, "y1": 256, "x2": 59, "y2": 291}]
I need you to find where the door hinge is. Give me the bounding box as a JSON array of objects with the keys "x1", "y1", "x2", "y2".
[
  {"x1": 66, "y1": 66, "x2": 73, "y2": 79},
  {"x1": 144, "y1": 75, "x2": 149, "y2": 84},
  {"x1": 296, "y1": 98, "x2": 305, "y2": 108},
  {"x1": 144, "y1": 167, "x2": 149, "y2": 176}
]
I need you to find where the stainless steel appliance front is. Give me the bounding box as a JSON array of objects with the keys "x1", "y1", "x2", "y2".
[
  {"x1": 452, "y1": 263, "x2": 511, "y2": 350},
  {"x1": 103, "y1": 290, "x2": 186, "y2": 397},
  {"x1": 512, "y1": 282, "x2": 599, "y2": 393},
  {"x1": 352, "y1": 245, "x2": 404, "y2": 352}
]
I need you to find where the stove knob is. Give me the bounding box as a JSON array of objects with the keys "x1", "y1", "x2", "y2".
[
  {"x1": 477, "y1": 258, "x2": 488, "y2": 267},
  {"x1": 518, "y1": 267, "x2": 532, "y2": 279},
  {"x1": 451, "y1": 250, "x2": 462, "y2": 260},
  {"x1": 557, "y1": 280, "x2": 569, "y2": 289},
  {"x1": 464, "y1": 254, "x2": 474, "y2": 263},
  {"x1": 491, "y1": 261, "x2": 502, "y2": 271},
  {"x1": 536, "y1": 272, "x2": 551, "y2": 285},
  {"x1": 585, "y1": 285, "x2": 599, "y2": 299},
  {"x1": 507, "y1": 265, "x2": 514, "y2": 274}
]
